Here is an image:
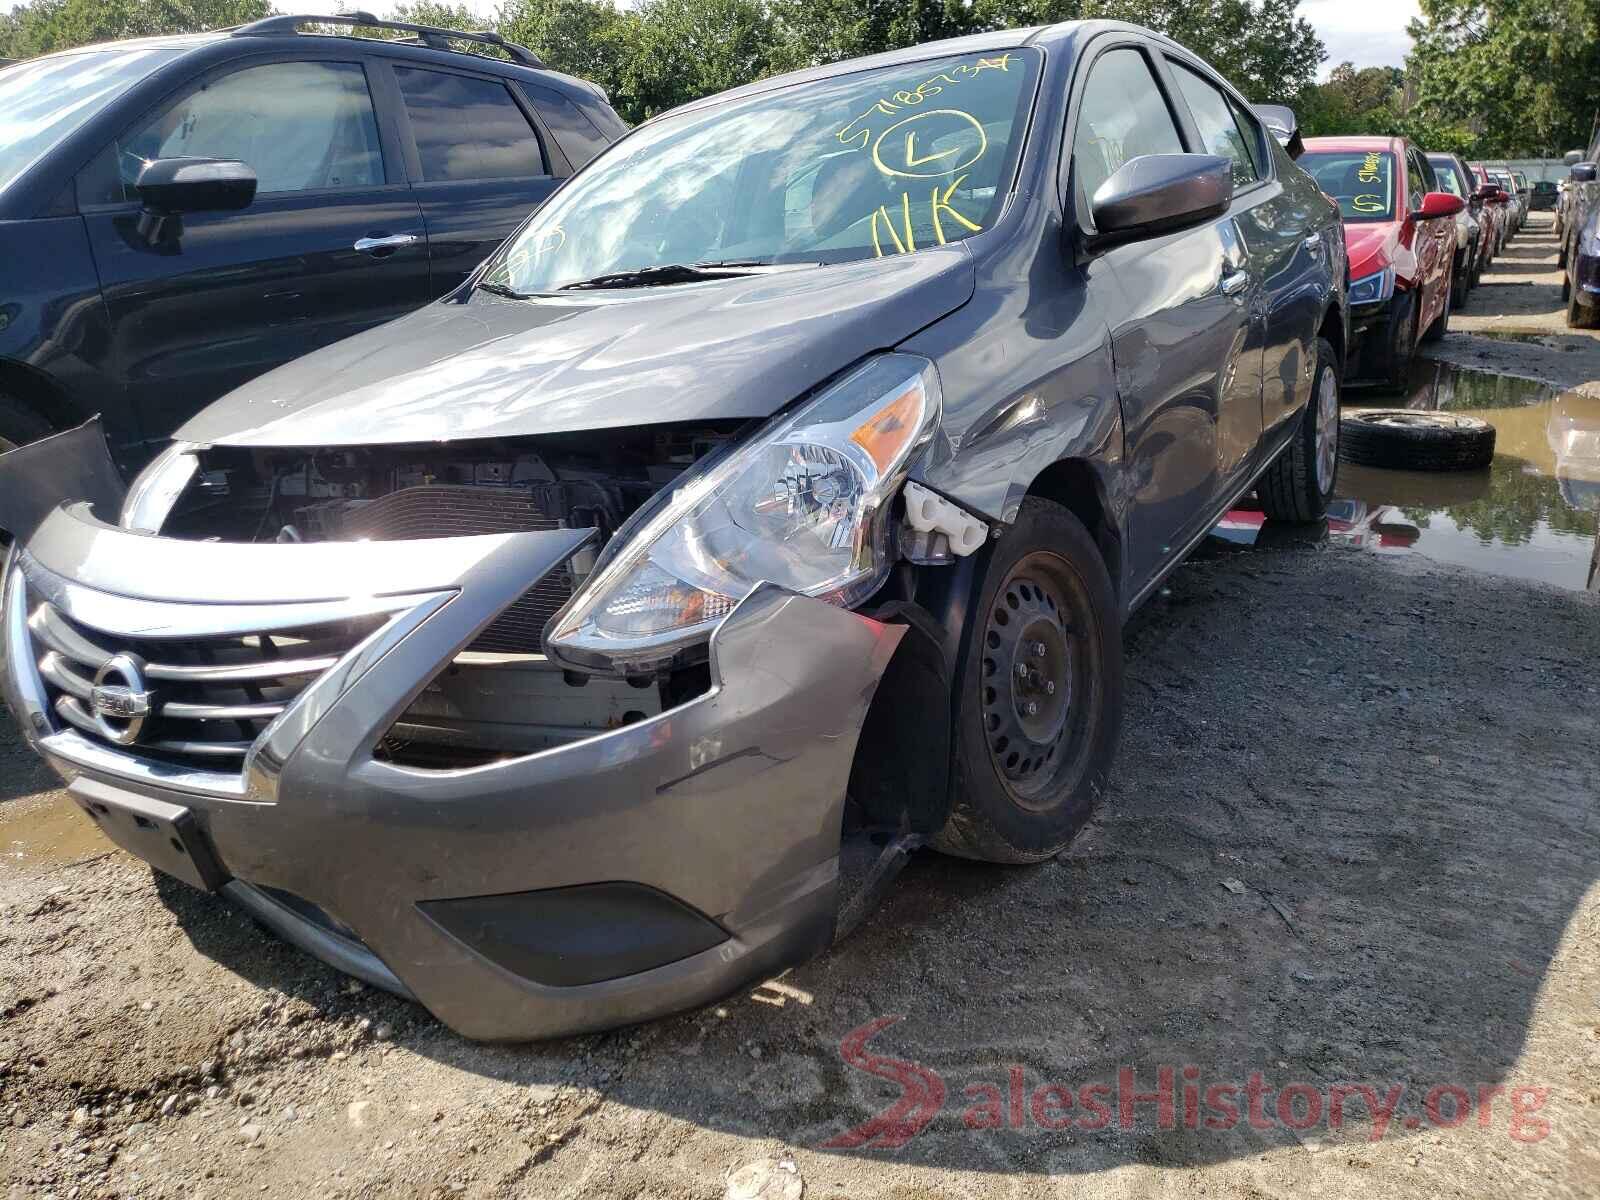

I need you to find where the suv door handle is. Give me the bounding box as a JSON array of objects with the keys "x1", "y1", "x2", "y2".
[
  {"x1": 1219, "y1": 266, "x2": 1250, "y2": 297},
  {"x1": 1302, "y1": 233, "x2": 1323, "y2": 255},
  {"x1": 354, "y1": 234, "x2": 422, "y2": 255}
]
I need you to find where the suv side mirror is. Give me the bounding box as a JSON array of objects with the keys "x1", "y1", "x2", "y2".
[
  {"x1": 1088, "y1": 154, "x2": 1232, "y2": 246},
  {"x1": 135, "y1": 157, "x2": 257, "y2": 216},
  {"x1": 1418, "y1": 192, "x2": 1465, "y2": 219},
  {"x1": 1250, "y1": 103, "x2": 1304, "y2": 159},
  {"x1": 1572, "y1": 162, "x2": 1598, "y2": 183}
]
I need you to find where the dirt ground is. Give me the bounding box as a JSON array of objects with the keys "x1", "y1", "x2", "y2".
[
  {"x1": 1431, "y1": 211, "x2": 1600, "y2": 399},
  {"x1": 3, "y1": 215, "x2": 1599, "y2": 1200}
]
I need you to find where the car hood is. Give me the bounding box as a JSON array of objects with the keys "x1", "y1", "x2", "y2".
[
  {"x1": 178, "y1": 248, "x2": 977, "y2": 448},
  {"x1": 1344, "y1": 222, "x2": 1400, "y2": 279}
]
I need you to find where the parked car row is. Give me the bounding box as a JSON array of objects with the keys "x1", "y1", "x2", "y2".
[
  {"x1": 1561, "y1": 126, "x2": 1600, "y2": 329},
  {"x1": 0, "y1": 19, "x2": 1353, "y2": 1039}
]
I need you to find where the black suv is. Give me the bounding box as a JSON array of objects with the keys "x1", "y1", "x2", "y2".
[{"x1": 0, "y1": 13, "x2": 625, "y2": 463}]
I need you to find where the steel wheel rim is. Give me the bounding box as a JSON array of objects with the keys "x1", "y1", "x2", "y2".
[
  {"x1": 979, "y1": 555, "x2": 1087, "y2": 807},
  {"x1": 1314, "y1": 364, "x2": 1339, "y2": 493}
]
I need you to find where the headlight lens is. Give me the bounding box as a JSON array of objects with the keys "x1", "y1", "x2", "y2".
[
  {"x1": 1348, "y1": 267, "x2": 1394, "y2": 305},
  {"x1": 547, "y1": 353, "x2": 941, "y2": 672},
  {"x1": 120, "y1": 443, "x2": 197, "y2": 533}
]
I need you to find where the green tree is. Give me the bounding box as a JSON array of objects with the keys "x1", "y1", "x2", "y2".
[
  {"x1": 0, "y1": 0, "x2": 268, "y2": 58},
  {"x1": 1407, "y1": 0, "x2": 1600, "y2": 156}
]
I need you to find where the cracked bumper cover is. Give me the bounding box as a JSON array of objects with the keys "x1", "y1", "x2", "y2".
[{"x1": 0, "y1": 425, "x2": 905, "y2": 1040}]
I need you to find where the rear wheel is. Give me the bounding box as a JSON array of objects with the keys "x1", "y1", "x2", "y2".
[
  {"x1": 1259, "y1": 336, "x2": 1339, "y2": 522},
  {"x1": 1450, "y1": 253, "x2": 1469, "y2": 309},
  {"x1": 1383, "y1": 290, "x2": 1419, "y2": 388},
  {"x1": 0, "y1": 393, "x2": 52, "y2": 454},
  {"x1": 1569, "y1": 284, "x2": 1600, "y2": 330},
  {"x1": 936, "y1": 498, "x2": 1121, "y2": 864}
]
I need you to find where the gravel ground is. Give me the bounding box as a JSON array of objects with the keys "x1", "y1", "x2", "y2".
[{"x1": 3, "y1": 214, "x2": 1600, "y2": 1200}]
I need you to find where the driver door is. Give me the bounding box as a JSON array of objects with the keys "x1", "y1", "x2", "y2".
[{"x1": 77, "y1": 55, "x2": 432, "y2": 450}]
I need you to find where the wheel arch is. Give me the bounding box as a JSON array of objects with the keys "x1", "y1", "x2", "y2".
[{"x1": 0, "y1": 358, "x2": 90, "y2": 434}]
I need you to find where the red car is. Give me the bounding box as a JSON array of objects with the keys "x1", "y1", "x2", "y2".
[
  {"x1": 1468, "y1": 162, "x2": 1514, "y2": 257},
  {"x1": 1299, "y1": 136, "x2": 1464, "y2": 387}
]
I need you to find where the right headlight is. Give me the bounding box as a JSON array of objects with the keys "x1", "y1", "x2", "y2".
[
  {"x1": 546, "y1": 353, "x2": 942, "y2": 674},
  {"x1": 1348, "y1": 266, "x2": 1394, "y2": 305}
]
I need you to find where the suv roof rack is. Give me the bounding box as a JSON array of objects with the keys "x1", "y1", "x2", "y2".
[{"x1": 233, "y1": 12, "x2": 545, "y2": 67}]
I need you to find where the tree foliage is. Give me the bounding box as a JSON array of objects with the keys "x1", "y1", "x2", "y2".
[
  {"x1": 1297, "y1": 61, "x2": 1476, "y2": 153},
  {"x1": 1406, "y1": 0, "x2": 1600, "y2": 157},
  {"x1": 1, "y1": 0, "x2": 1327, "y2": 126}
]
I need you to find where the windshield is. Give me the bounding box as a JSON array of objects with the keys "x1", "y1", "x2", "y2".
[
  {"x1": 1431, "y1": 159, "x2": 1466, "y2": 198},
  {"x1": 1300, "y1": 151, "x2": 1396, "y2": 222},
  {"x1": 0, "y1": 47, "x2": 181, "y2": 196},
  {"x1": 1513, "y1": 172, "x2": 1528, "y2": 188},
  {"x1": 480, "y1": 48, "x2": 1040, "y2": 293}
]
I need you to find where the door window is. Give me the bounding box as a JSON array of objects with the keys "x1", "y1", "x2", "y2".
[
  {"x1": 1071, "y1": 48, "x2": 1185, "y2": 212},
  {"x1": 1169, "y1": 62, "x2": 1259, "y2": 188},
  {"x1": 395, "y1": 67, "x2": 545, "y2": 182},
  {"x1": 1407, "y1": 152, "x2": 1427, "y2": 211},
  {"x1": 115, "y1": 61, "x2": 382, "y2": 199}
]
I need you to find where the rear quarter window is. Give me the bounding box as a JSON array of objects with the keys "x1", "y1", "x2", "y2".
[{"x1": 520, "y1": 82, "x2": 610, "y2": 171}]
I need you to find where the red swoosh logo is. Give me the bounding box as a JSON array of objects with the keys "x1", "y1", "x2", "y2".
[{"x1": 820, "y1": 1015, "x2": 946, "y2": 1150}]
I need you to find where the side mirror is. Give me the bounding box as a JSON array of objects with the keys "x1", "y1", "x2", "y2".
[
  {"x1": 1418, "y1": 191, "x2": 1465, "y2": 219},
  {"x1": 135, "y1": 157, "x2": 257, "y2": 216},
  {"x1": 1250, "y1": 103, "x2": 1304, "y2": 159},
  {"x1": 1089, "y1": 154, "x2": 1232, "y2": 246},
  {"x1": 1572, "y1": 162, "x2": 1598, "y2": 183}
]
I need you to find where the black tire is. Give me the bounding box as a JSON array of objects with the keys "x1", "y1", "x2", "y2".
[
  {"x1": 935, "y1": 497, "x2": 1122, "y2": 864},
  {"x1": 1450, "y1": 254, "x2": 1469, "y2": 310},
  {"x1": 1558, "y1": 236, "x2": 1568, "y2": 270},
  {"x1": 1421, "y1": 291, "x2": 1448, "y2": 342},
  {"x1": 1382, "y1": 290, "x2": 1418, "y2": 389},
  {"x1": 1338, "y1": 410, "x2": 1496, "y2": 471},
  {"x1": 0, "y1": 392, "x2": 52, "y2": 453},
  {"x1": 1569, "y1": 282, "x2": 1600, "y2": 330},
  {"x1": 1259, "y1": 335, "x2": 1339, "y2": 522}
]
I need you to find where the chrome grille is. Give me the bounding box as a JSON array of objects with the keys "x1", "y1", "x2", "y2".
[{"x1": 26, "y1": 595, "x2": 379, "y2": 771}]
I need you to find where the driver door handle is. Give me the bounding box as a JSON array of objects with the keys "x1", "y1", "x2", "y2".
[{"x1": 354, "y1": 233, "x2": 422, "y2": 255}]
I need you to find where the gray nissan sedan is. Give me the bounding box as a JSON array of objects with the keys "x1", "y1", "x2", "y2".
[{"x1": 0, "y1": 22, "x2": 1346, "y2": 1040}]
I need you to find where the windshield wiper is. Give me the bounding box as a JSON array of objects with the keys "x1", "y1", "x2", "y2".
[
  {"x1": 475, "y1": 279, "x2": 534, "y2": 300},
  {"x1": 557, "y1": 260, "x2": 813, "y2": 291}
]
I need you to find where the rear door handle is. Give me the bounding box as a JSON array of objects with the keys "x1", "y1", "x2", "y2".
[
  {"x1": 1303, "y1": 233, "x2": 1323, "y2": 255},
  {"x1": 354, "y1": 233, "x2": 422, "y2": 256}
]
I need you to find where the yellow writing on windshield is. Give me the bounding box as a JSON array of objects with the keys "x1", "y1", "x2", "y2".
[
  {"x1": 837, "y1": 54, "x2": 1013, "y2": 151},
  {"x1": 1351, "y1": 194, "x2": 1385, "y2": 212},
  {"x1": 931, "y1": 175, "x2": 981, "y2": 244},
  {"x1": 871, "y1": 193, "x2": 917, "y2": 256},
  {"x1": 1357, "y1": 152, "x2": 1383, "y2": 184},
  {"x1": 868, "y1": 181, "x2": 984, "y2": 256},
  {"x1": 871, "y1": 109, "x2": 988, "y2": 179}
]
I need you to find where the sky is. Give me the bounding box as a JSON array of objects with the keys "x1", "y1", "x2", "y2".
[{"x1": 3, "y1": 0, "x2": 1426, "y2": 79}]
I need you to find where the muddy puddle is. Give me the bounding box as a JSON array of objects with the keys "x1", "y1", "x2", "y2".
[
  {"x1": 1217, "y1": 359, "x2": 1600, "y2": 592},
  {"x1": 0, "y1": 790, "x2": 106, "y2": 872}
]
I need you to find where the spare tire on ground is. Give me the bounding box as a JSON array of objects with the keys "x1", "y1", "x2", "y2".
[{"x1": 1338, "y1": 410, "x2": 1496, "y2": 471}]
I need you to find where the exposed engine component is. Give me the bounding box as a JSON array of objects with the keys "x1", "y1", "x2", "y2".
[{"x1": 168, "y1": 425, "x2": 745, "y2": 660}]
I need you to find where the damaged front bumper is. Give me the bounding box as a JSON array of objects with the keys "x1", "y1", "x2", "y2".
[{"x1": 0, "y1": 426, "x2": 904, "y2": 1040}]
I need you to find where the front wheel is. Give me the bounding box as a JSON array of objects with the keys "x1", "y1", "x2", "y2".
[
  {"x1": 1450, "y1": 254, "x2": 1469, "y2": 309},
  {"x1": 1258, "y1": 335, "x2": 1339, "y2": 522},
  {"x1": 936, "y1": 498, "x2": 1122, "y2": 864}
]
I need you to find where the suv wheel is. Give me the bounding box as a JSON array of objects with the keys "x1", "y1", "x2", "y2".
[
  {"x1": 1259, "y1": 336, "x2": 1339, "y2": 522},
  {"x1": 0, "y1": 393, "x2": 52, "y2": 454},
  {"x1": 935, "y1": 497, "x2": 1121, "y2": 864},
  {"x1": 1569, "y1": 284, "x2": 1599, "y2": 330}
]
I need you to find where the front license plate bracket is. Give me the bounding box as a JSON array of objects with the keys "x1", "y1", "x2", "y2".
[{"x1": 68, "y1": 777, "x2": 228, "y2": 891}]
